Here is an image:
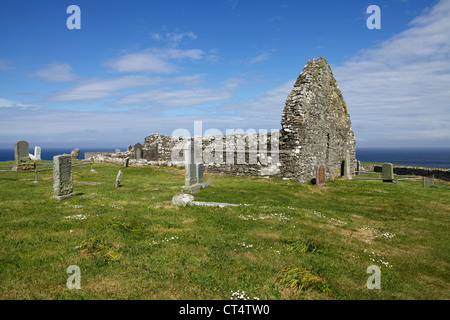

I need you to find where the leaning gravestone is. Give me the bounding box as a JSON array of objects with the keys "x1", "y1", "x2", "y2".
[
  {"x1": 53, "y1": 154, "x2": 74, "y2": 201},
  {"x1": 382, "y1": 163, "x2": 394, "y2": 183},
  {"x1": 316, "y1": 164, "x2": 326, "y2": 187},
  {"x1": 14, "y1": 140, "x2": 30, "y2": 169},
  {"x1": 71, "y1": 148, "x2": 80, "y2": 160},
  {"x1": 124, "y1": 157, "x2": 130, "y2": 168},
  {"x1": 134, "y1": 143, "x2": 143, "y2": 160},
  {"x1": 115, "y1": 170, "x2": 122, "y2": 188}
]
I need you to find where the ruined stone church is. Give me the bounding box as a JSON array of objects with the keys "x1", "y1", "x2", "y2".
[{"x1": 87, "y1": 57, "x2": 356, "y2": 183}]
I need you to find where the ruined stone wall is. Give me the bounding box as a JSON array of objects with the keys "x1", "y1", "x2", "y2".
[
  {"x1": 87, "y1": 57, "x2": 358, "y2": 182},
  {"x1": 142, "y1": 132, "x2": 281, "y2": 176}
]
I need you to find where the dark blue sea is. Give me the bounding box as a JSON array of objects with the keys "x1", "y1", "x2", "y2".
[
  {"x1": 355, "y1": 148, "x2": 450, "y2": 169},
  {"x1": 0, "y1": 147, "x2": 449, "y2": 169},
  {"x1": 0, "y1": 148, "x2": 121, "y2": 162}
]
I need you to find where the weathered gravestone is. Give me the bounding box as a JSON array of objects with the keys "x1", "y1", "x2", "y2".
[
  {"x1": 134, "y1": 143, "x2": 143, "y2": 160},
  {"x1": 180, "y1": 141, "x2": 209, "y2": 194},
  {"x1": 127, "y1": 145, "x2": 133, "y2": 152},
  {"x1": 115, "y1": 148, "x2": 121, "y2": 153},
  {"x1": 34, "y1": 146, "x2": 41, "y2": 161},
  {"x1": 423, "y1": 176, "x2": 434, "y2": 187},
  {"x1": 356, "y1": 160, "x2": 361, "y2": 175},
  {"x1": 14, "y1": 140, "x2": 30, "y2": 169},
  {"x1": 124, "y1": 157, "x2": 130, "y2": 168},
  {"x1": 316, "y1": 164, "x2": 326, "y2": 187},
  {"x1": 53, "y1": 155, "x2": 74, "y2": 201},
  {"x1": 342, "y1": 153, "x2": 352, "y2": 179},
  {"x1": 181, "y1": 141, "x2": 201, "y2": 194},
  {"x1": 196, "y1": 163, "x2": 210, "y2": 188},
  {"x1": 115, "y1": 170, "x2": 122, "y2": 188},
  {"x1": 382, "y1": 163, "x2": 394, "y2": 183},
  {"x1": 71, "y1": 148, "x2": 80, "y2": 160}
]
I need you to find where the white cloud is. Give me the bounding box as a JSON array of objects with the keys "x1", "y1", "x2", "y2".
[
  {"x1": 166, "y1": 31, "x2": 197, "y2": 44},
  {"x1": 33, "y1": 62, "x2": 78, "y2": 82},
  {"x1": 47, "y1": 75, "x2": 158, "y2": 102},
  {"x1": 0, "y1": 98, "x2": 31, "y2": 108},
  {"x1": 105, "y1": 48, "x2": 204, "y2": 74},
  {"x1": 114, "y1": 85, "x2": 235, "y2": 109},
  {"x1": 332, "y1": 0, "x2": 450, "y2": 147},
  {"x1": 105, "y1": 51, "x2": 177, "y2": 74},
  {"x1": 151, "y1": 31, "x2": 197, "y2": 46},
  {"x1": 0, "y1": 59, "x2": 14, "y2": 70},
  {"x1": 249, "y1": 51, "x2": 272, "y2": 64}
]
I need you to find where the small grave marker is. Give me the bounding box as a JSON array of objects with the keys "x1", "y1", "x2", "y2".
[
  {"x1": 14, "y1": 140, "x2": 30, "y2": 169},
  {"x1": 53, "y1": 154, "x2": 74, "y2": 201},
  {"x1": 181, "y1": 141, "x2": 209, "y2": 193},
  {"x1": 342, "y1": 153, "x2": 352, "y2": 179},
  {"x1": 134, "y1": 143, "x2": 143, "y2": 160},
  {"x1": 316, "y1": 164, "x2": 326, "y2": 187},
  {"x1": 115, "y1": 170, "x2": 122, "y2": 188},
  {"x1": 71, "y1": 148, "x2": 80, "y2": 160},
  {"x1": 382, "y1": 163, "x2": 394, "y2": 182}
]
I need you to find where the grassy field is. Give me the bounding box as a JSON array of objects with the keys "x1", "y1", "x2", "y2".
[{"x1": 0, "y1": 160, "x2": 448, "y2": 300}]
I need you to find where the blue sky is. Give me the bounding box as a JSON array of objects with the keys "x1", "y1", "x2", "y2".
[{"x1": 0, "y1": 0, "x2": 449, "y2": 149}]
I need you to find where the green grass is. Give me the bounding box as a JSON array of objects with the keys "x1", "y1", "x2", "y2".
[{"x1": 0, "y1": 161, "x2": 449, "y2": 300}]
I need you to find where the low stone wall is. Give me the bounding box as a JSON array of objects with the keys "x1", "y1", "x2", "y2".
[
  {"x1": 85, "y1": 133, "x2": 281, "y2": 176},
  {"x1": 361, "y1": 164, "x2": 449, "y2": 181},
  {"x1": 144, "y1": 133, "x2": 281, "y2": 176}
]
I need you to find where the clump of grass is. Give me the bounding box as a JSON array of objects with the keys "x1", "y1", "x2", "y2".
[
  {"x1": 276, "y1": 266, "x2": 330, "y2": 293},
  {"x1": 115, "y1": 221, "x2": 147, "y2": 232},
  {"x1": 286, "y1": 238, "x2": 323, "y2": 254},
  {"x1": 77, "y1": 238, "x2": 121, "y2": 261}
]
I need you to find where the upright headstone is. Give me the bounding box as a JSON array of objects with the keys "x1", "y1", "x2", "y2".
[
  {"x1": 181, "y1": 141, "x2": 204, "y2": 194},
  {"x1": 316, "y1": 164, "x2": 326, "y2": 187},
  {"x1": 196, "y1": 163, "x2": 210, "y2": 188},
  {"x1": 71, "y1": 148, "x2": 80, "y2": 160},
  {"x1": 14, "y1": 140, "x2": 30, "y2": 169},
  {"x1": 34, "y1": 146, "x2": 41, "y2": 161},
  {"x1": 53, "y1": 155, "x2": 74, "y2": 201},
  {"x1": 115, "y1": 170, "x2": 122, "y2": 188},
  {"x1": 134, "y1": 143, "x2": 142, "y2": 160},
  {"x1": 115, "y1": 148, "x2": 121, "y2": 153},
  {"x1": 182, "y1": 141, "x2": 198, "y2": 190},
  {"x1": 342, "y1": 153, "x2": 352, "y2": 179},
  {"x1": 127, "y1": 145, "x2": 133, "y2": 152},
  {"x1": 382, "y1": 163, "x2": 394, "y2": 183},
  {"x1": 356, "y1": 160, "x2": 361, "y2": 175},
  {"x1": 124, "y1": 157, "x2": 130, "y2": 168}
]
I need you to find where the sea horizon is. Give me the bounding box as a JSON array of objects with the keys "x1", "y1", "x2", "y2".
[{"x1": 0, "y1": 146, "x2": 449, "y2": 169}]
